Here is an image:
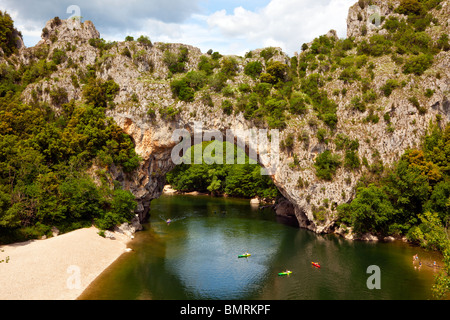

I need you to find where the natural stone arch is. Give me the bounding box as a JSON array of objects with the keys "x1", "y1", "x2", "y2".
[{"x1": 111, "y1": 117, "x2": 315, "y2": 231}]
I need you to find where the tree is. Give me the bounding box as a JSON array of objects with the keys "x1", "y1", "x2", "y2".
[
  {"x1": 83, "y1": 78, "x2": 120, "y2": 108},
  {"x1": 395, "y1": 0, "x2": 424, "y2": 16},
  {"x1": 137, "y1": 35, "x2": 152, "y2": 46},
  {"x1": 0, "y1": 11, "x2": 20, "y2": 57},
  {"x1": 244, "y1": 61, "x2": 263, "y2": 79},
  {"x1": 403, "y1": 53, "x2": 433, "y2": 75},
  {"x1": 314, "y1": 150, "x2": 341, "y2": 181},
  {"x1": 338, "y1": 185, "x2": 396, "y2": 235}
]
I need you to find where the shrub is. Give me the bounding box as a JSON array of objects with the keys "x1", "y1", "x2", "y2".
[
  {"x1": 121, "y1": 47, "x2": 131, "y2": 58},
  {"x1": 317, "y1": 128, "x2": 328, "y2": 143},
  {"x1": 159, "y1": 106, "x2": 181, "y2": 121},
  {"x1": 381, "y1": 79, "x2": 400, "y2": 97},
  {"x1": 0, "y1": 11, "x2": 20, "y2": 57},
  {"x1": 95, "y1": 189, "x2": 137, "y2": 231},
  {"x1": 403, "y1": 53, "x2": 433, "y2": 75},
  {"x1": 437, "y1": 34, "x2": 450, "y2": 51},
  {"x1": 221, "y1": 57, "x2": 238, "y2": 78},
  {"x1": 51, "y1": 49, "x2": 67, "y2": 65},
  {"x1": 209, "y1": 72, "x2": 227, "y2": 93},
  {"x1": 260, "y1": 47, "x2": 277, "y2": 61},
  {"x1": 315, "y1": 150, "x2": 341, "y2": 181},
  {"x1": 409, "y1": 96, "x2": 427, "y2": 114},
  {"x1": 221, "y1": 100, "x2": 234, "y2": 115},
  {"x1": 289, "y1": 93, "x2": 309, "y2": 115},
  {"x1": 266, "y1": 61, "x2": 288, "y2": 83},
  {"x1": 244, "y1": 61, "x2": 263, "y2": 78},
  {"x1": 83, "y1": 78, "x2": 120, "y2": 108},
  {"x1": 395, "y1": 0, "x2": 425, "y2": 16},
  {"x1": 357, "y1": 35, "x2": 392, "y2": 57},
  {"x1": 344, "y1": 150, "x2": 361, "y2": 170},
  {"x1": 254, "y1": 83, "x2": 272, "y2": 98},
  {"x1": 50, "y1": 87, "x2": 68, "y2": 107},
  {"x1": 260, "y1": 73, "x2": 276, "y2": 84},
  {"x1": 339, "y1": 67, "x2": 360, "y2": 84},
  {"x1": 137, "y1": 35, "x2": 152, "y2": 46},
  {"x1": 350, "y1": 96, "x2": 366, "y2": 112},
  {"x1": 170, "y1": 79, "x2": 195, "y2": 102},
  {"x1": 198, "y1": 56, "x2": 216, "y2": 75},
  {"x1": 310, "y1": 35, "x2": 335, "y2": 55},
  {"x1": 163, "y1": 47, "x2": 189, "y2": 74}
]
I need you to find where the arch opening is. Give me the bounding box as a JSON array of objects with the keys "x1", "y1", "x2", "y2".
[{"x1": 131, "y1": 125, "x2": 308, "y2": 229}]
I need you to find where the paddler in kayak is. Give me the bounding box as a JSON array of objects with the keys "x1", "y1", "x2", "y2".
[{"x1": 166, "y1": 219, "x2": 172, "y2": 225}]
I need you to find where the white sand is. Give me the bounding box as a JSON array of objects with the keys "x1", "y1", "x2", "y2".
[{"x1": 0, "y1": 227, "x2": 130, "y2": 300}]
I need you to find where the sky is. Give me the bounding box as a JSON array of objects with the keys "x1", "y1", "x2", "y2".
[{"x1": 0, "y1": 0, "x2": 356, "y2": 56}]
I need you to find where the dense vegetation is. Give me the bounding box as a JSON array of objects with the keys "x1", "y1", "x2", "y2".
[
  {"x1": 0, "y1": 11, "x2": 20, "y2": 57},
  {"x1": 0, "y1": 0, "x2": 449, "y2": 296},
  {"x1": 337, "y1": 123, "x2": 450, "y2": 298},
  {"x1": 167, "y1": 141, "x2": 280, "y2": 200},
  {"x1": 0, "y1": 13, "x2": 141, "y2": 243}
]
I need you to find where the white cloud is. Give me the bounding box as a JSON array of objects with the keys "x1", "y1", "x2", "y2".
[
  {"x1": 204, "y1": 0, "x2": 355, "y2": 55},
  {"x1": 2, "y1": 0, "x2": 357, "y2": 57}
]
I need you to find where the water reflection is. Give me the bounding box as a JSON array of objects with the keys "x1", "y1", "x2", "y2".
[{"x1": 79, "y1": 195, "x2": 438, "y2": 300}]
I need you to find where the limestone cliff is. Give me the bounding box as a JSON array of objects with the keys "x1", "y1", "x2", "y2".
[{"x1": 10, "y1": 1, "x2": 450, "y2": 235}]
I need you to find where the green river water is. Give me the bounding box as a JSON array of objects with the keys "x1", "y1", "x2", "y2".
[{"x1": 79, "y1": 195, "x2": 442, "y2": 300}]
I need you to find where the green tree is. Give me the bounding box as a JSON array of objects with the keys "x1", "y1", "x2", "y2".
[
  {"x1": 314, "y1": 150, "x2": 341, "y2": 181},
  {"x1": 0, "y1": 11, "x2": 20, "y2": 57},
  {"x1": 338, "y1": 185, "x2": 396, "y2": 235}
]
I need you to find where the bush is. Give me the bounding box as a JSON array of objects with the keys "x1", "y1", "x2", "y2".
[
  {"x1": 170, "y1": 79, "x2": 195, "y2": 102},
  {"x1": 50, "y1": 87, "x2": 68, "y2": 107},
  {"x1": 357, "y1": 35, "x2": 392, "y2": 57},
  {"x1": 0, "y1": 11, "x2": 20, "y2": 57},
  {"x1": 395, "y1": 0, "x2": 425, "y2": 16},
  {"x1": 260, "y1": 47, "x2": 277, "y2": 61},
  {"x1": 350, "y1": 96, "x2": 366, "y2": 112},
  {"x1": 221, "y1": 100, "x2": 234, "y2": 115},
  {"x1": 83, "y1": 78, "x2": 120, "y2": 108},
  {"x1": 95, "y1": 188, "x2": 137, "y2": 231},
  {"x1": 381, "y1": 79, "x2": 400, "y2": 97},
  {"x1": 198, "y1": 56, "x2": 216, "y2": 75},
  {"x1": 244, "y1": 61, "x2": 263, "y2": 78},
  {"x1": 344, "y1": 150, "x2": 361, "y2": 170},
  {"x1": 337, "y1": 184, "x2": 396, "y2": 235},
  {"x1": 52, "y1": 49, "x2": 67, "y2": 65},
  {"x1": 137, "y1": 35, "x2": 152, "y2": 46},
  {"x1": 209, "y1": 72, "x2": 227, "y2": 93},
  {"x1": 163, "y1": 47, "x2": 189, "y2": 74},
  {"x1": 289, "y1": 93, "x2": 309, "y2": 115},
  {"x1": 221, "y1": 57, "x2": 238, "y2": 78},
  {"x1": 403, "y1": 53, "x2": 433, "y2": 75},
  {"x1": 314, "y1": 150, "x2": 341, "y2": 181},
  {"x1": 266, "y1": 61, "x2": 288, "y2": 83},
  {"x1": 339, "y1": 67, "x2": 360, "y2": 84},
  {"x1": 437, "y1": 34, "x2": 450, "y2": 51}
]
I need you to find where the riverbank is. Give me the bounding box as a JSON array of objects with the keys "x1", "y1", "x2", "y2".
[{"x1": 0, "y1": 226, "x2": 131, "y2": 300}]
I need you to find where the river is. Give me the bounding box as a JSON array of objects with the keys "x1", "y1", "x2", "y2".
[{"x1": 79, "y1": 195, "x2": 442, "y2": 300}]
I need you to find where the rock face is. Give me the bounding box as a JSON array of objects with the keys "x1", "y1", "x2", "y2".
[{"x1": 12, "y1": 2, "x2": 450, "y2": 234}]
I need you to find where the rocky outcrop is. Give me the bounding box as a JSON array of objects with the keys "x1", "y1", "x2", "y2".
[{"x1": 11, "y1": 1, "x2": 450, "y2": 234}]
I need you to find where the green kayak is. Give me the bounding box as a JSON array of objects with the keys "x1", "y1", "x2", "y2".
[
  {"x1": 238, "y1": 254, "x2": 251, "y2": 258},
  {"x1": 278, "y1": 271, "x2": 293, "y2": 276}
]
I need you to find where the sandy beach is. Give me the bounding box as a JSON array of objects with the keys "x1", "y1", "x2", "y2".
[{"x1": 0, "y1": 227, "x2": 131, "y2": 300}]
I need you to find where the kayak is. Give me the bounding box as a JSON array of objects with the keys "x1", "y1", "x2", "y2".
[
  {"x1": 278, "y1": 271, "x2": 293, "y2": 276},
  {"x1": 238, "y1": 254, "x2": 251, "y2": 258},
  {"x1": 312, "y1": 262, "x2": 321, "y2": 268}
]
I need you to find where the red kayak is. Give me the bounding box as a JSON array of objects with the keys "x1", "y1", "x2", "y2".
[{"x1": 312, "y1": 262, "x2": 321, "y2": 268}]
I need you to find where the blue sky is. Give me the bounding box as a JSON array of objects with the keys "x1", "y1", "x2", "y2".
[{"x1": 0, "y1": 0, "x2": 355, "y2": 56}]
